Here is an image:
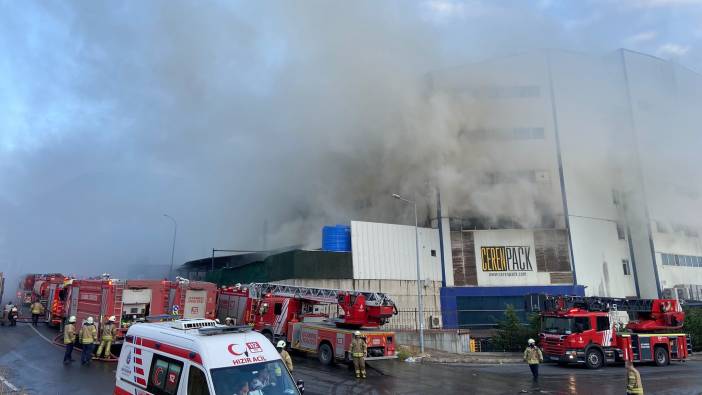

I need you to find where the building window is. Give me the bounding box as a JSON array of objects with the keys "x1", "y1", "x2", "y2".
[
  {"x1": 622, "y1": 260, "x2": 631, "y2": 276},
  {"x1": 147, "y1": 355, "x2": 183, "y2": 395},
  {"x1": 431, "y1": 249, "x2": 437, "y2": 257},
  {"x1": 661, "y1": 253, "x2": 702, "y2": 268},
  {"x1": 616, "y1": 223, "x2": 626, "y2": 240},
  {"x1": 612, "y1": 189, "x2": 621, "y2": 206}
]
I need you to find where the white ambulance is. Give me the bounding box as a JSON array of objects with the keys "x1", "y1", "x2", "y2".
[{"x1": 115, "y1": 319, "x2": 303, "y2": 395}]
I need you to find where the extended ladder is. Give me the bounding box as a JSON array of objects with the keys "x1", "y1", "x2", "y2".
[{"x1": 247, "y1": 283, "x2": 395, "y2": 307}]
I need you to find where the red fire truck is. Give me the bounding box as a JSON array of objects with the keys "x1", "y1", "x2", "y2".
[
  {"x1": 64, "y1": 278, "x2": 217, "y2": 345},
  {"x1": 538, "y1": 296, "x2": 691, "y2": 369},
  {"x1": 218, "y1": 283, "x2": 398, "y2": 365},
  {"x1": 16, "y1": 273, "x2": 70, "y2": 326}
]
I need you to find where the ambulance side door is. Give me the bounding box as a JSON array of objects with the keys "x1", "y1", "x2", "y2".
[{"x1": 182, "y1": 364, "x2": 212, "y2": 395}]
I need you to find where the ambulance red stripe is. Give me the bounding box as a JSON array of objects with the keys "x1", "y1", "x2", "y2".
[
  {"x1": 134, "y1": 366, "x2": 144, "y2": 375},
  {"x1": 140, "y1": 337, "x2": 203, "y2": 364}
]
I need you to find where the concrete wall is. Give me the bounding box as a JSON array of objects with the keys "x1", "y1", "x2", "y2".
[{"x1": 395, "y1": 330, "x2": 471, "y2": 354}]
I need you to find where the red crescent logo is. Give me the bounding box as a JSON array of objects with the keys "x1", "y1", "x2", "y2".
[
  {"x1": 152, "y1": 366, "x2": 164, "y2": 386},
  {"x1": 227, "y1": 344, "x2": 244, "y2": 356}
]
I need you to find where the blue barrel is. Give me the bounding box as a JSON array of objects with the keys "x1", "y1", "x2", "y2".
[{"x1": 322, "y1": 224, "x2": 351, "y2": 252}]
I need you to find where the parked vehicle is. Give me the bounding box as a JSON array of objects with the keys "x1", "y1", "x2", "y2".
[
  {"x1": 64, "y1": 277, "x2": 217, "y2": 345},
  {"x1": 218, "y1": 283, "x2": 397, "y2": 365},
  {"x1": 114, "y1": 319, "x2": 303, "y2": 394},
  {"x1": 538, "y1": 296, "x2": 691, "y2": 369}
]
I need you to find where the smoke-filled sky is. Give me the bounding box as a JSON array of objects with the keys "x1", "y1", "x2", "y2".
[{"x1": 1, "y1": 0, "x2": 701, "y2": 286}]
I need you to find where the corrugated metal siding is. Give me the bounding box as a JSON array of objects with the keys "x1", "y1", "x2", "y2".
[{"x1": 351, "y1": 221, "x2": 443, "y2": 281}]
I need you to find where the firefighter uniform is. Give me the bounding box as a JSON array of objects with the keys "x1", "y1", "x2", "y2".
[
  {"x1": 96, "y1": 321, "x2": 117, "y2": 358},
  {"x1": 350, "y1": 334, "x2": 367, "y2": 378},
  {"x1": 79, "y1": 321, "x2": 98, "y2": 365},
  {"x1": 30, "y1": 302, "x2": 44, "y2": 327},
  {"x1": 280, "y1": 349, "x2": 293, "y2": 372},
  {"x1": 627, "y1": 365, "x2": 644, "y2": 394},
  {"x1": 523, "y1": 341, "x2": 543, "y2": 381},
  {"x1": 63, "y1": 321, "x2": 76, "y2": 363}
]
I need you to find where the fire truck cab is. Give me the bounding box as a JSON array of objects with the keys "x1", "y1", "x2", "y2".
[
  {"x1": 115, "y1": 319, "x2": 303, "y2": 395},
  {"x1": 538, "y1": 296, "x2": 690, "y2": 369}
]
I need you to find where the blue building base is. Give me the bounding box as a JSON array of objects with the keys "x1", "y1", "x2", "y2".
[{"x1": 440, "y1": 285, "x2": 586, "y2": 329}]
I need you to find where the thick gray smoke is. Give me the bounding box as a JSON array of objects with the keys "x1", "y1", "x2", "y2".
[{"x1": 1, "y1": 1, "x2": 701, "y2": 288}]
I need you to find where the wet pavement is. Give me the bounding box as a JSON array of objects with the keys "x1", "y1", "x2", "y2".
[{"x1": 1, "y1": 323, "x2": 700, "y2": 394}]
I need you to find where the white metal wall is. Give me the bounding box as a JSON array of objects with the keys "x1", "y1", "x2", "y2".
[{"x1": 351, "y1": 221, "x2": 452, "y2": 284}]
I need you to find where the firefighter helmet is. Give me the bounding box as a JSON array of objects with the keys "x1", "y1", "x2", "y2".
[
  {"x1": 528, "y1": 338, "x2": 535, "y2": 345},
  {"x1": 68, "y1": 316, "x2": 76, "y2": 323},
  {"x1": 108, "y1": 315, "x2": 116, "y2": 322},
  {"x1": 354, "y1": 331, "x2": 362, "y2": 337},
  {"x1": 86, "y1": 317, "x2": 94, "y2": 324},
  {"x1": 277, "y1": 340, "x2": 286, "y2": 349}
]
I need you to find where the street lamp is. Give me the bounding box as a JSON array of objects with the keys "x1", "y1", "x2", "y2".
[
  {"x1": 392, "y1": 193, "x2": 425, "y2": 354},
  {"x1": 163, "y1": 214, "x2": 178, "y2": 280}
]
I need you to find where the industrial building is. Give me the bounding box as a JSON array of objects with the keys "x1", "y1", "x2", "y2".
[{"x1": 180, "y1": 49, "x2": 702, "y2": 331}]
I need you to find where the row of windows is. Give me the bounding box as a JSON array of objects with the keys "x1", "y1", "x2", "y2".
[
  {"x1": 661, "y1": 253, "x2": 702, "y2": 268},
  {"x1": 458, "y1": 127, "x2": 545, "y2": 141}
]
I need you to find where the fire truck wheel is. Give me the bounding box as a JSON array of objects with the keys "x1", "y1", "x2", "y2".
[
  {"x1": 318, "y1": 343, "x2": 334, "y2": 366},
  {"x1": 585, "y1": 348, "x2": 604, "y2": 369},
  {"x1": 654, "y1": 346, "x2": 670, "y2": 366}
]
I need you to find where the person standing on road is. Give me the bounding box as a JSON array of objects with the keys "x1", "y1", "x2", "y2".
[
  {"x1": 63, "y1": 316, "x2": 77, "y2": 364},
  {"x1": 277, "y1": 340, "x2": 293, "y2": 372},
  {"x1": 79, "y1": 316, "x2": 98, "y2": 365},
  {"x1": 626, "y1": 361, "x2": 644, "y2": 395},
  {"x1": 30, "y1": 301, "x2": 44, "y2": 327},
  {"x1": 523, "y1": 338, "x2": 543, "y2": 382},
  {"x1": 9, "y1": 307, "x2": 18, "y2": 326},
  {"x1": 96, "y1": 315, "x2": 117, "y2": 359},
  {"x1": 351, "y1": 331, "x2": 367, "y2": 379}
]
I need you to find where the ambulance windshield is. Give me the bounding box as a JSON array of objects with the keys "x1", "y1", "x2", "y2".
[{"x1": 210, "y1": 360, "x2": 299, "y2": 395}]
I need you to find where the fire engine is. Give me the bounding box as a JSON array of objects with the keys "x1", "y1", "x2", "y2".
[
  {"x1": 17, "y1": 273, "x2": 70, "y2": 326},
  {"x1": 218, "y1": 283, "x2": 398, "y2": 365},
  {"x1": 64, "y1": 277, "x2": 217, "y2": 345},
  {"x1": 538, "y1": 296, "x2": 692, "y2": 369}
]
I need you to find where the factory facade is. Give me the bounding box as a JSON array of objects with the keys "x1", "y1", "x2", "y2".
[{"x1": 181, "y1": 49, "x2": 702, "y2": 331}]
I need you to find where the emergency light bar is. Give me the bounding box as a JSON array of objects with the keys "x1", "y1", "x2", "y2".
[
  {"x1": 198, "y1": 325, "x2": 252, "y2": 336},
  {"x1": 170, "y1": 319, "x2": 217, "y2": 330}
]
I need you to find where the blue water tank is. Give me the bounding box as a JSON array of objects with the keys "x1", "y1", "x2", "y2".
[{"x1": 322, "y1": 224, "x2": 351, "y2": 252}]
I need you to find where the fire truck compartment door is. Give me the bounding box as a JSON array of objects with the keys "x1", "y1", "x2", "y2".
[
  {"x1": 123, "y1": 289, "x2": 152, "y2": 304},
  {"x1": 639, "y1": 337, "x2": 652, "y2": 360},
  {"x1": 184, "y1": 290, "x2": 206, "y2": 318}
]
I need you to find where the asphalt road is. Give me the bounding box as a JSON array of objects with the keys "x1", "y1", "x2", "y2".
[{"x1": 1, "y1": 323, "x2": 700, "y2": 395}]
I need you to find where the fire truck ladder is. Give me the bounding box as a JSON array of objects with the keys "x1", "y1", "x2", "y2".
[
  {"x1": 114, "y1": 282, "x2": 125, "y2": 323},
  {"x1": 544, "y1": 296, "x2": 660, "y2": 313},
  {"x1": 247, "y1": 283, "x2": 395, "y2": 307}
]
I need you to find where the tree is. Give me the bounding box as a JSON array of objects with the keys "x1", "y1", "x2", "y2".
[
  {"x1": 684, "y1": 306, "x2": 702, "y2": 352},
  {"x1": 492, "y1": 305, "x2": 529, "y2": 352}
]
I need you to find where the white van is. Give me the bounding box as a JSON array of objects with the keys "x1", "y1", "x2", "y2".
[{"x1": 115, "y1": 319, "x2": 303, "y2": 395}]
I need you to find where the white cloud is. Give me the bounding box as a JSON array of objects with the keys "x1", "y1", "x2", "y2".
[
  {"x1": 657, "y1": 43, "x2": 691, "y2": 57},
  {"x1": 421, "y1": 0, "x2": 492, "y2": 20},
  {"x1": 626, "y1": 30, "x2": 658, "y2": 44},
  {"x1": 629, "y1": 0, "x2": 702, "y2": 7}
]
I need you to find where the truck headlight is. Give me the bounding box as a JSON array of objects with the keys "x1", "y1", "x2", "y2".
[{"x1": 566, "y1": 350, "x2": 577, "y2": 359}]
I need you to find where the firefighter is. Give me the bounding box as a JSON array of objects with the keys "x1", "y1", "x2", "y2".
[
  {"x1": 30, "y1": 301, "x2": 44, "y2": 327},
  {"x1": 9, "y1": 307, "x2": 18, "y2": 327},
  {"x1": 626, "y1": 360, "x2": 644, "y2": 394},
  {"x1": 79, "y1": 316, "x2": 98, "y2": 365},
  {"x1": 351, "y1": 331, "x2": 367, "y2": 378},
  {"x1": 63, "y1": 316, "x2": 77, "y2": 364},
  {"x1": 523, "y1": 338, "x2": 543, "y2": 382},
  {"x1": 277, "y1": 340, "x2": 293, "y2": 372},
  {"x1": 96, "y1": 315, "x2": 117, "y2": 359}
]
